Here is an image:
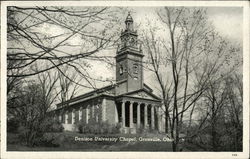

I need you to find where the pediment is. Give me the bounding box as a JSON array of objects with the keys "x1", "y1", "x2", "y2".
[{"x1": 125, "y1": 89, "x2": 160, "y2": 101}]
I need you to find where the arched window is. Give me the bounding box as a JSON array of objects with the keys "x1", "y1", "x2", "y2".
[
  {"x1": 119, "y1": 65, "x2": 123, "y2": 75},
  {"x1": 133, "y1": 64, "x2": 138, "y2": 74}
]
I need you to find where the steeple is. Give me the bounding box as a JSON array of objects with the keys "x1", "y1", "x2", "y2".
[
  {"x1": 118, "y1": 12, "x2": 141, "y2": 53},
  {"x1": 115, "y1": 13, "x2": 144, "y2": 95},
  {"x1": 125, "y1": 12, "x2": 134, "y2": 31}
]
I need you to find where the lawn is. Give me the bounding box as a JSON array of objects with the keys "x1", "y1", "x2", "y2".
[{"x1": 7, "y1": 132, "x2": 174, "y2": 151}]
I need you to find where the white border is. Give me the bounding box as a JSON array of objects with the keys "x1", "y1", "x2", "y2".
[{"x1": 1, "y1": 1, "x2": 249, "y2": 159}]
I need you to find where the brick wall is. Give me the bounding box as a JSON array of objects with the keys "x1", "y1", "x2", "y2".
[{"x1": 105, "y1": 98, "x2": 117, "y2": 125}]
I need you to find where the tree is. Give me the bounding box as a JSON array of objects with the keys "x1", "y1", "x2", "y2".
[
  {"x1": 204, "y1": 78, "x2": 228, "y2": 151},
  {"x1": 186, "y1": 24, "x2": 242, "y2": 150},
  {"x1": 143, "y1": 7, "x2": 212, "y2": 151},
  {"x1": 143, "y1": 7, "x2": 242, "y2": 151},
  {"x1": 143, "y1": 26, "x2": 173, "y2": 134},
  {"x1": 7, "y1": 6, "x2": 122, "y2": 84},
  {"x1": 224, "y1": 73, "x2": 243, "y2": 151},
  {"x1": 7, "y1": 6, "x2": 124, "y2": 129},
  {"x1": 57, "y1": 66, "x2": 81, "y2": 106},
  {"x1": 190, "y1": 73, "x2": 242, "y2": 151},
  {"x1": 7, "y1": 69, "x2": 62, "y2": 146}
]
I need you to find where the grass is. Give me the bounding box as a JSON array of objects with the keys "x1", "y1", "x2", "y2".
[{"x1": 7, "y1": 131, "x2": 173, "y2": 151}]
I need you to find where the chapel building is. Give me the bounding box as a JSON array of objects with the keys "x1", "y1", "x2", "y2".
[{"x1": 53, "y1": 13, "x2": 164, "y2": 134}]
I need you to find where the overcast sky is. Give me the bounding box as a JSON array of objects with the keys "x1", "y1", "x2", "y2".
[
  {"x1": 35, "y1": 6, "x2": 243, "y2": 96},
  {"x1": 89, "y1": 7, "x2": 243, "y2": 93},
  {"x1": 133, "y1": 7, "x2": 243, "y2": 94},
  {"x1": 131, "y1": 7, "x2": 243, "y2": 42},
  {"x1": 206, "y1": 7, "x2": 242, "y2": 42}
]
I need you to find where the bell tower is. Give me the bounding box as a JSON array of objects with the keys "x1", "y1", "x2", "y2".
[{"x1": 115, "y1": 13, "x2": 144, "y2": 95}]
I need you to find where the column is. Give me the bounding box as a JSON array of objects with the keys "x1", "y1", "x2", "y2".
[
  {"x1": 137, "y1": 103, "x2": 141, "y2": 128},
  {"x1": 102, "y1": 98, "x2": 106, "y2": 121},
  {"x1": 79, "y1": 107, "x2": 83, "y2": 121},
  {"x1": 144, "y1": 104, "x2": 148, "y2": 129},
  {"x1": 59, "y1": 111, "x2": 62, "y2": 122},
  {"x1": 95, "y1": 105, "x2": 98, "y2": 122},
  {"x1": 157, "y1": 106, "x2": 161, "y2": 132},
  {"x1": 151, "y1": 105, "x2": 155, "y2": 129},
  {"x1": 86, "y1": 106, "x2": 89, "y2": 124},
  {"x1": 115, "y1": 103, "x2": 119, "y2": 123},
  {"x1": 65, "y1": 111, "x2": 68, "y2": 124},
  {"x1": 92, "y1": 105, "x2": 95, "y2": 118},
  {"x1": 122, "y1": 101, "x2": 125, "y2": 128},
  {"x1": 72, "y1": 109, "x2": 75, "y2": 124},
  {"x1": 129, "y1": 101, "x2": 134, "y2": 128}
]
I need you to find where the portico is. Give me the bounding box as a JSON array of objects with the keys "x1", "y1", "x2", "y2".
[{"x1": 116, "y1": 95, "x2": 161, "y2": 134}]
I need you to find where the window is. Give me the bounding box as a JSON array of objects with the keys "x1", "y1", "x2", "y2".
[
  {"x1": 119, "y1": 65, "x2": 123, "y2": 75},
  {"x1": 133, "y1": 64, "x2": 139, "y2": 80},
  {"x1": 133, "y1": 64, "x2": 138, "y2": 74}
]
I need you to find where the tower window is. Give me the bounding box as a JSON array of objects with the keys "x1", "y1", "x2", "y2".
[
  {"x1": 119, "y1": 65, "x2": 123, "y2": 75},
  {"x1": 133, "y1": 64, "x2": 139, "y2": 80},
  {"x1": 133, "y1": 64, "x2": 138, "y2": 74}
]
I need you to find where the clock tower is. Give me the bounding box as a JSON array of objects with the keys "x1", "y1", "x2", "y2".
[{"x1": 115, "y1": 13, "x2": 144, "y2": 95}]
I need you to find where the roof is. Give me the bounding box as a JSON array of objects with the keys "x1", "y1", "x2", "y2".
[
  {"x1": 56, "y1": 84, "x2": 115, "y2": 107},
  {"x1": 56, "y1": 83, "x2": 161, "y2": 108}
]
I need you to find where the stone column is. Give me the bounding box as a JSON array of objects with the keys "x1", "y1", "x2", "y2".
[
  {"x1": 79, "y1": 107, "x2": 83, "y2": 121},
  {"x1": 59, "y1": 111, "x2": 62, "y2": 122},
  {"x1": 122, "y1": 101, "x2": 125, "y2": 128},
  {"x1": 129, "y1": 101, "x2": 134, "y2": 128},
  {"x1": 95, "y1": 105, "x2": 99, "y2": 122},
  {"x1": 144, "y1": 104, "x2": 148, "y2": 129},
  {"x1": 92, "y1": 105, "x2": 95, "y2": 118},
  {"x1": 86, "y1": 106, "x2": 89, "y2": 124},
  {"x1": 157, "y1": 106, "x2": 161, "y2": 132},
  {"x1": 65, "y1": 111, "x2": 68, "y2": 124},
  {"x1": 72, "y1": 109, "x2": 75, "y2": 124},
  {"x1": 151, "y1": 105, "x2": 155, "y2": 130},
  {"x1": 137, "y1": 103, "x2": 141, "y2": 129},
  {"x1": 102, "y1": 98, "x2": 106, "y2": 121}
]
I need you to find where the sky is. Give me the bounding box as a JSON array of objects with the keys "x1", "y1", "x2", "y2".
[
  {"x1": 132, "y1": 7, "x2": 243, "y2": 94},
  {"x1": 131, "y1": 7, "x2": 243, "y2": 42},
  {"x1": 86, "y1": 7, "x2": 243, "y2": 94},
  {"x1": 206, "y1": 7, "x2": 243, "y2": 42},
  {"x1": 33, "y1": 6, "x2": 243, "y2": 97}
]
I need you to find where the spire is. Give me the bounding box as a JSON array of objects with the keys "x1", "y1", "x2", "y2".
[
  {"x1": 125, "y1": 12, "x2": 133, "y2": 23},
  {"x1": 125, "y1": 12, "x2": 134, "y2": 31}
]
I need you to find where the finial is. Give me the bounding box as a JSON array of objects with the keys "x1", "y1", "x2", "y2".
[
  {"x1": 125, "y1": 12, "x2": 134, "y2": 31},
  {"x1": 125, "y1": 12, "x2": 133, "y2": 23}
]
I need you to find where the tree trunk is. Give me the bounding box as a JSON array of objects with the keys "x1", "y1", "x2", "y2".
[
  {"x1": 172, "y1": 141, "x2": 177, "y2": 152},
  {"x1": 165, "y1": 110, "x2": 169, "y2": 133},
  {"x1": 211, "y1": 122, "x2": 217, "y2": 151}
]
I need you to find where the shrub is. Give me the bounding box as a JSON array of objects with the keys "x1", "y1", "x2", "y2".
[
  {"x1": 136, "y1": 124, "x2": 145, "y2": 134},
  {"x1": 38, "y1": 133, "x2": 62, "y2": 147},
  {"x1": 7, "y1": 118, "x2": 19, "y2": 133},
  {"x1": 111, "y1": 123, "x2": 121, "y2": 134},
  {"x1": 16, "y1": 117, "x2": 64, "y2": 147},
  {"x1": 77, "y1": 119, "x2": 121, "y2": 134},
  {"x1": 39, "y1": 117, "x2": 64, "y2": 133},
  {"x1": 17, "y1": 125, "x2": 42, "y2": 147},
  {"x1": 77, "y1": 120, "x2": 84, "y2": 133},
  {"x1": 17, "y1": 125, "x2": 30, "y2": 144}
]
